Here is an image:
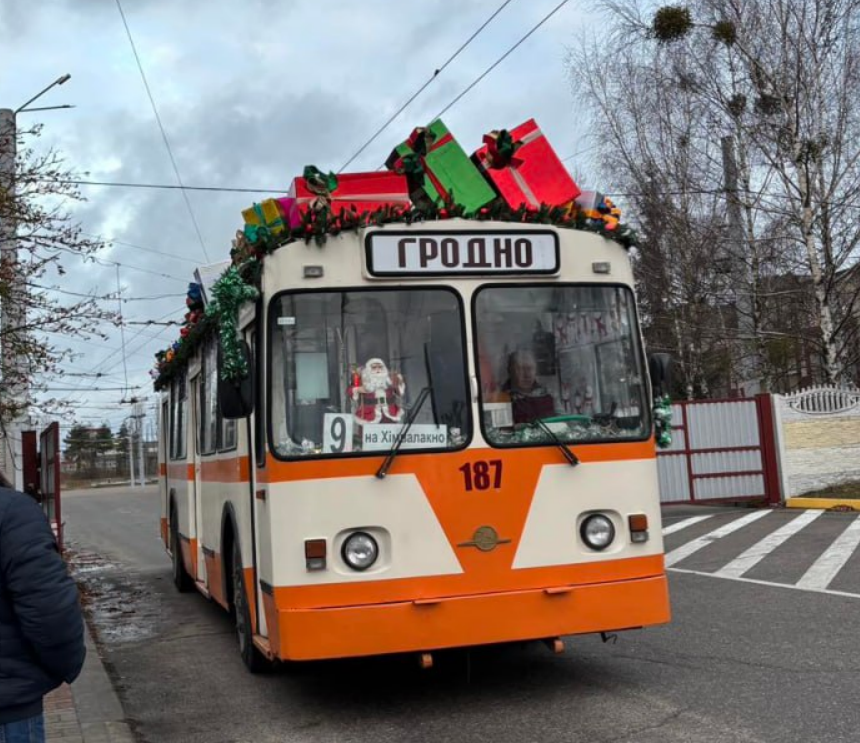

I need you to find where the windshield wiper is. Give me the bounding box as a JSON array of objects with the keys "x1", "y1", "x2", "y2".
[
  {"x1": 531, "y1": 417, "x2": 580, "y2": 466},
  {"x1": 510, "y1": 390, "x2": 579, "y2": 467},
  {"x1": 376, "y1": 386, "x2": 432, "y2": 479}
]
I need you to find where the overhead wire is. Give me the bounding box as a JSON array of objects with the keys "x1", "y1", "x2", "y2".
[
  {"x1": 35, "y1": 178, "x2": 284, "y2": 194},
  {"x1": 86, "y1": 255, "x2": 188, "y2": 284},
  {"x1": 337, "y1": 0, "x2": 517, "y2": 173},
  {"x1": 114, "y1": 0, "x2": 211, "y2": 263},
  {"x1": 84, "y1": 233, "x2": 206, "y2": 266},
  {"x1": 433, "y1": 0, "x2": 574, "y2": 120},
  {"x1": 37, "y1": 178, "x2": 860, "y2": 212}
]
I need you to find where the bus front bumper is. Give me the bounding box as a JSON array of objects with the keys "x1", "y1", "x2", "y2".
[{"x1": 262, "y1": 574, "x2": 671, "y2": 661}]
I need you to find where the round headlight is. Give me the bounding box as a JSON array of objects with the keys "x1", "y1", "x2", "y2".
[
  {"x1": 342, "y1": 532, "x2": 379, "y2": 571},
  {"x1": 580, "y1": 514, "x2": 615, "y2": 551}
]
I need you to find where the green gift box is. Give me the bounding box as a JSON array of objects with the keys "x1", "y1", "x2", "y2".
[{"x1": 386, "y1": 119, "x2": 495, "y2": 213}]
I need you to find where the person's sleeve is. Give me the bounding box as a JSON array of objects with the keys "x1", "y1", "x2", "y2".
[{"x1": 0, "y1": 496, "x2": 86, "y2": 684}]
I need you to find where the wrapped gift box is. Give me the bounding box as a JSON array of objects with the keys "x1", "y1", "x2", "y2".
[
  {"x1": 242, "y1": 198, "x2": 288, "y2": 235},
  {"x1": 288, "y1": 168, "x2": 410, "y2": 220},
  {"x1": 473, "y1": 119, "x2": 581, "y2": 210},
  {"x1": 574, "y1": 190, "x2": 621, "y2": 228},
  {"x1": 386, "y1": 119, "x2": 495, "y2": 213}
]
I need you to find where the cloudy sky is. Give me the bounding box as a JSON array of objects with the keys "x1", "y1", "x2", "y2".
[{"x1": 0, "y1": 0, "x2": 597, "y2": 438}]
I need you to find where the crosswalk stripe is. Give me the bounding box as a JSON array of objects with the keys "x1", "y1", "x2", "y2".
[
  {"x1": 669, "y1": 566, "x2": 860, "y2": 600},
  {"x1": 664, "y1": 510, "x2": 771, "y2": 568},
  {"x1": 714, "y1": 509, "x2": 823, "y2": 578},
  {"x1": 662, "y1": 515, "x2": 714, "y2": 536},
  {"x1": 795, "y1": 514, "x2": 860, "y2": 590}
]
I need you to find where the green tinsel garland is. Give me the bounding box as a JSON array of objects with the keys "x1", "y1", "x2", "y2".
[
  {"x1": 654, "y1": 395, "x2": 673, "y2": 449},
  {"x1": 206, "y1": 266, "x2": 259, "y2": 381}
]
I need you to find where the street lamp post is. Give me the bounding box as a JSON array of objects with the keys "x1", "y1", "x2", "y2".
[{"x1": 0, "y1": 75, "x2": 71, "y2": 490}]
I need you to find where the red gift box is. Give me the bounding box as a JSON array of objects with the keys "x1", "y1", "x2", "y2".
[
  {"x1": 473, "y1": 119, "x2": 581, "y2": 210},
  {"x1": 288, "y1": 168, "x2": 411, "y2": 219}
]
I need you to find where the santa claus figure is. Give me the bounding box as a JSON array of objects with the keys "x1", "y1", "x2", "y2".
[{"x1": 349, "y1": 358, "x2": 406, "y2": 423}]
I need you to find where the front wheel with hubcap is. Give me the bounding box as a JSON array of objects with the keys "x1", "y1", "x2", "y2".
[{"x1": 232, "y1": 541, "x2": 272, "y2": 673}]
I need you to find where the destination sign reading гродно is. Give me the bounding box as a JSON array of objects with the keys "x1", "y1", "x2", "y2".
[{"x1": 365, "y1": 231, "x2": 560, "y2": 276}]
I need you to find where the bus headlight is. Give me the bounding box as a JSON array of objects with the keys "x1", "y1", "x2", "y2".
[
  {"x1": 342, "y1": 532, "x2": 379, "y2": 571},
  {"x1": 580, "y1": 514, "x2": 615, "y2": 551}
]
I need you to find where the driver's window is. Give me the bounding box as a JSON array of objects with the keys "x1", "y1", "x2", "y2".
[{"x1": 475, "y1": 285, "x2": 649, "y2": 446}]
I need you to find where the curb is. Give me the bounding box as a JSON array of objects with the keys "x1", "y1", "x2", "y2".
[
  {"x1": 69, "y1": 621, "x2": 135, "y2": 743},
  {"x1": 785, "y1": 497, "x2": 860, "y2": 511}
]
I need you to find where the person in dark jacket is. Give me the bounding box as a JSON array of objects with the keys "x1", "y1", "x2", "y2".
[{"x1": 0, "y1": 486, "x2": 86, "y2": 742}]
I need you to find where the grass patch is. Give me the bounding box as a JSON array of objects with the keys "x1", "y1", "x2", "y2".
[{"x1": 796, "y1": 480, "x2": 860, "y2": 499}]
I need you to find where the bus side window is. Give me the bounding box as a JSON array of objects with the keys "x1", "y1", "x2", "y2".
[
  {"x1": 207, "y1": 336, "x2": 236, "y2": 452},
  {"x1": 170, "y1": 375, "x2": 187, "y2": 460},
  {"x1": 200, "y1": 340, "x2": 218, "y2": 455}
]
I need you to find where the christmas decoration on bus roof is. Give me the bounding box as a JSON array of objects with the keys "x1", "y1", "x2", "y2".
[{"x1": 153, "y1": 116, "x2": 639, "y2": 391}]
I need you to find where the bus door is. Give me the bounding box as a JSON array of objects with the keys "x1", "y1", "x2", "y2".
[
  {"x1": 189, "y1": 372, "x2": 206, "y2": 586},
  {"x1": 244, "y1": 323, "x2": 266, "y2": 637},
  {"x1": 160, "y1": 400, "x2": 169, "y2": 546}
]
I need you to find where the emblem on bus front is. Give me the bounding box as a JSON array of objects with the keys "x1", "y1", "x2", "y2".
[{"x1": 458, "y1": 526, "x2": 511, "y2": 552}]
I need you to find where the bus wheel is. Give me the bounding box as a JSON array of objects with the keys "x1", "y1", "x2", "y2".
[
  {"x1": 170, "y1": 511, "x2": 193, "y2": 593},
  {"x1": 231, "y1": 541, "x2": 272, "y2": 673}
]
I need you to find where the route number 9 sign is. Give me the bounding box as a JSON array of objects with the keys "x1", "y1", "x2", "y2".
[{"x1": 323, "y1": 413, "x2": 354, "y2": 453}]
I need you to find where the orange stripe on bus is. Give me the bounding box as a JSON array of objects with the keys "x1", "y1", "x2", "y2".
[
  {"x1": 159, "y1": 463, "x2": 167, "y2": 477},
  {"x1": 199, "y1": 456, "x2": 251, "y2": 483},
  {"x1": 167, "y1": 463, "x2": 194, "y2": 480},
  {"x1": 271, "y1": 553, "x2": 665, "y2": 610},
  {"x1": 258, "y1": 440, "x2": 656, "y2": 484}
]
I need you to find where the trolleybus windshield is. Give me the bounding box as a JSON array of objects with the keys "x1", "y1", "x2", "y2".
[
  {"x1": 474, "y1": 284, "x2": 650, "y2": 447},
  {"x1": 269, "y1": 287, "x2": 471, "y2": 458}
]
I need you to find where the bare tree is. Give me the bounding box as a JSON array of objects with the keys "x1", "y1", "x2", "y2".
[
  {"x1": 650, "y1": 0, "x2": 860, "y2": 386},
  {"x1": 570, "y1": 27, "x2": 755, "y2": 397},
  {"x1": 0, "y1": 122, "x2": 114, "y2": 423}
]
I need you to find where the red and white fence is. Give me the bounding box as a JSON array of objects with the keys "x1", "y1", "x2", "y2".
[{"x1": 657, "y1": 395, "x2": 782, "y2": 505}]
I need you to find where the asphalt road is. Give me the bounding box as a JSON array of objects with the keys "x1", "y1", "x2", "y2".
[{"x1": 63, "y1": 487, "x2": 860, "y2": 743}]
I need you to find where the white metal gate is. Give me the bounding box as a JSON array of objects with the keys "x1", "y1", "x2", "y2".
[{"x1": 657, "y1": 396, "x2": 781, "y2": 504}]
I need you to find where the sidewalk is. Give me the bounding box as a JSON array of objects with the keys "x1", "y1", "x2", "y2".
[{"x1": 44, "y1": 622, "x2": 135, "y2": 743}]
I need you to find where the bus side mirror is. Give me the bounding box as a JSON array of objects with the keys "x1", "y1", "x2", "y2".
[
  {"x1": 648, "y1": 353, "x2": 673, "y2": 398},
  {"x1": 219, "y1": 341, "x2": 255, "y2": 419}
]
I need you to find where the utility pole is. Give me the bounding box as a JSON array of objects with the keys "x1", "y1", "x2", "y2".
[
  {"x1": 127, "y1": 420, "x2": 136, "y2": 487},
  {"x1": 0, "y1": 76, "x2": 71, "y2": 490},
  {"x1": 135, "y1": 402, "x2": 146, "y2": 486},
  {"x1": 722, "y1": 135, "x2": 760, "y2": 396},
  {"x1": 1, "y1": 111, "x2": 23, "y2": 399},
  {"x1": 1, "y1": 108, "x2": 26, "y2": 490}
]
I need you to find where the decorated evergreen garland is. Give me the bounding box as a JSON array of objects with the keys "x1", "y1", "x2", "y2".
[
  {"x1": 653, "y1": 395, "x2": 674, "y2": 449},
  {"x1": 207, "y1": 265, "x2": 259, "y2": 381}
]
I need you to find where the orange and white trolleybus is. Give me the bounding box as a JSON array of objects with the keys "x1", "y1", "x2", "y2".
[{"x1": 157, "y1": 220, "x2": 671, "y2": 672}]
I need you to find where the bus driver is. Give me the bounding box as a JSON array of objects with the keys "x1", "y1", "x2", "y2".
[{"x1": 503, "y1": 349, "x2": 558, "y2": 424}]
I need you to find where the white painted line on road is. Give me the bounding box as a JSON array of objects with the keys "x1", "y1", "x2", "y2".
[
  {"x1": 795, "y1": 514, "x2": 860, "y2": 591},
  {"x1": 664, "y1": 510, "x2": 772, "y2": 568},
  {"x1": 715, "y1": 509, "x2": 824, "y2": 579},
  {"x1": 662, "y1": 514, "x2": 714, "y2": 536},
  {"x1": 669, "y1": 566, "x2": 860, "y2": 600}
]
